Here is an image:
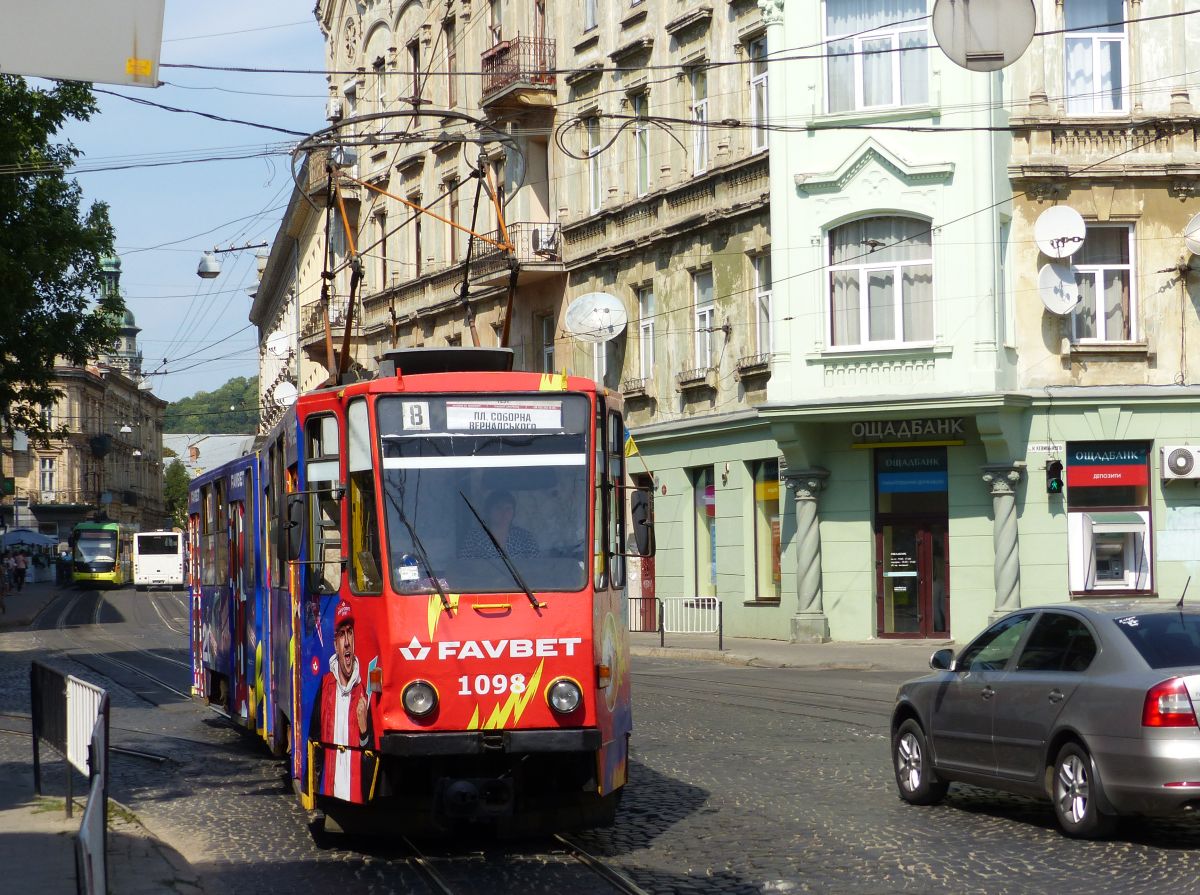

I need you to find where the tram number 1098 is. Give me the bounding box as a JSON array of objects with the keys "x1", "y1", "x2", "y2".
[{"x1": 458, "y1": 673, "x2": 528, "y2": 696}]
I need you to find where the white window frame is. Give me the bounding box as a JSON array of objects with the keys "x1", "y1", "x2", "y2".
[
  {"x1": 694, "y1": 269, "x2": 715, "y2": 368},
  {"x1": 754, "y1": 254, "x2": 772, "y2": 355},
  {"x1": 538, "y1": 313, "x2": 555, "y2": 372},
  {"x1": 749, "y1": 37, "x2": 768, "y2": 152},
  {"x1": 1064, "y1": 1, "x2": 1128, "y2": 116},
  {"x1": 374, "y1": 61, "x2": 387, "y2": 111},
  {"x1": 823, "y1": 3, "x2": 928, "y2": 114},
  {"x1": 691, "y1": 68, "x2": 709, "y2": 174},
  {"x1": 633, "y1": 94, "x2": 650, "y2": 197},
  {"x1": 637, "y1": 285, "x2": 655, "y2": 379},
  {"x1": 586, "y1": 118, "x2": 603, "y2": 213},
  {"x1": 1071, "y1": 224, "x2": 1136, "y2": 344},
  {"x1": 827, "y1": 218, "x2": 933, "y2": 349},
  {"x1": 40, "y1": 457, "x2": 55, "y2": 496},
  {"x1": 585, "y1": 0, "x2": 598, "y2": 31}
]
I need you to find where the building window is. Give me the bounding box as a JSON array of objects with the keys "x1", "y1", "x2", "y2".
[
  {"x1": 693, "y1": 268, "x2": 715, "y2": 367},
  {"x1": 754, "y1": 254, "x2": 772, "y2": 355},
  {"x1": 536, "y1": 313, "x2": 555, "y2": 372},
  {"x1": 753, "y1": 459, "x2": 781, "y2": 601},
  {"x1": 586, "y1": 118, "x2": 603, "y2": 213},
  {"x1": 749, "y1": 37, "x2": 768, "y2": 152},
  {"x1": 828, "y1": 216, "x2": 933, "y2": 348},
  {"x1": 637, "y1": 285, "x2": 655, "y2": 379},
  {"x1": 1065, "y1": 0, "x2": 1127, "y2": 114},
  {"x1": 489, "y1": 0, "x2": 502, "y2": 44},
  {"x1": 373, "y1": 58, "x2": 387, "y2": 111},
  {"x1": 446, "y1": 177, "x2": 461, "y2": 263},
  {"x1": 692, "y1": 466, "x2": 716, "y2": 598},
  {"x1": 412, "y1": 193, "x2": 423, "y2": 278},
  {"x1": 1072, "y1": 225, "x2": 1134, "y2": 343},
  {"x1": 408, "y1": 40, "x2": 421, "y2": 101},
  {"x1": 445, "y1": 19, "x2": 457, "y2": 107},
  {"x1": 39, "y1": 457, "x2": 55, "y2": 497},
  {"x1": 632, "y1": 93, "x2": 650, "y2": 197},
  {"x1": 585, "y1": 0, "x2": 598, "y2": 31},
  {"x1": 825, "y1": 0, "x2": 928, "y2": 113},
  {"x1": 1065, "y1": 441, "x2": 1151, "y2": 594},
  {"x1": 691, "y1": 67, "x2": 709, "y2": 174},
  {"x1": 374, "y1": 212, "x2": 388, "y2": 290},
  {"x1": 40, "y1": 404, "x2": 53, "y2": 429}
]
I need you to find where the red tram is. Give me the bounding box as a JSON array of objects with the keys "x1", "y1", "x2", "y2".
[{"x1": 188, "y1": 348, "x2": 653, "y2": 831}]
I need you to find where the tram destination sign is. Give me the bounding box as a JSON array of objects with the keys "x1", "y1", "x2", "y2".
[
  {"x1": 445, "y1": 400, "x2": 563, "y2": 432},
  {"x1": 851, "y1": 418, "x2": 965, "y2": 444}
]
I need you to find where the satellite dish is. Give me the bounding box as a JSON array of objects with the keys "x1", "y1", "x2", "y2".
[
  {"x1": 274, "y1": 381, "x2": 298, "y2": 407},
  {"x1": 1034, "y1": 206, "x2": 1086, "y2": 259},
  {"x1": 1185, "y1": 213, "x2": 1200, "y2": 255},
  {"x1": 1038, "y1": 263, "x2": 1082, "y2": 315},
  {"x1": 932, "y1": 0, "x2": 1036, "y2": 72},
  {"x1": 267, "y1": 331, "x2": 290, "y2": 358},
  {"x1": 564, "y1": 292, "x2": 628, "y2": 343}
]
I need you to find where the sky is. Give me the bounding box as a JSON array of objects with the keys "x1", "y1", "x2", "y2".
[{"x1": 59, "y1": 2, "x2": 329, "y2": 403}]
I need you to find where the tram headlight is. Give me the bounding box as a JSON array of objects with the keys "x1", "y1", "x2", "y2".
[
  {"x1": 402, "y1": 680, "x2": 437, "y2": 717},
  {"x1": 547, "y1": 678, "x2": 583, "y2": 714}
]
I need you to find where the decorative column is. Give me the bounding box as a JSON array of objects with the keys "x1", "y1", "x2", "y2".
[
  {"x1": 1129, "y1": 0, "x2": 1143, "y2": 115},
  {"x1": 1028, "y1": 7, "x2": 1048, "y2": 114},
  {"x1": 981, "y1": 464, "x2": 1024, "y2": 619},
  {"x1": 757, "y1": 0, "x2": 784, "y2": 27},
  {"x1": 1171, "y1": 0, "x2": 1192, "y2": 113},
  {"x1": 787, "y1": 468, "x2": 830, "y2": 643}
]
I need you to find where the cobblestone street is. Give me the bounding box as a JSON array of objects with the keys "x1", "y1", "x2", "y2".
[{"x1": 7, "y1": 620, "x2": 1200, "y2": 894}]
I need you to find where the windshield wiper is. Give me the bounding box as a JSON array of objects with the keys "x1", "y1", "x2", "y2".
[{"x1": 459, "y1": 491, "x2": 543, "y2": 611}]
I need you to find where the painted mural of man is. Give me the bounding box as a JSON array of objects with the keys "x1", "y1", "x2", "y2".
[{"x1": 308, "y1": 599, "x2": 374, "y2": 803}]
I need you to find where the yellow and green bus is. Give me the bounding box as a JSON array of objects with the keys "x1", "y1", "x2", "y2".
[{"x1": 71, "y1": 521, "x2": 135, "y2": 586}]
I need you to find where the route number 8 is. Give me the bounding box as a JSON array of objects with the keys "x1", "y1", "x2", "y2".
[{"x1": 403, "y1": 401, "x2": 430, "y2": 431}]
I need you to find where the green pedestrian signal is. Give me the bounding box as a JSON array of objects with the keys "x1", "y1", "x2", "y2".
[{"x1": 1046, "y1": 460, "x2": 1064, "y2": 494}]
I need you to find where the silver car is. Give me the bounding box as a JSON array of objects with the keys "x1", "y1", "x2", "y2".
[{"x1": 891, "y1": 601, "x2": 1200, "y2": 838}]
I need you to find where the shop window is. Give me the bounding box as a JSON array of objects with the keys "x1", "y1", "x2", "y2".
[
  {"x1": 1065, "y1": 441, "x2": 1151, "y2": 594},
  {"x1": 753, "y1": 459, "x2": 781, "y2": 601},
  {"x1": 692, "y1": 466, "x2": 717, "y2": 597}
]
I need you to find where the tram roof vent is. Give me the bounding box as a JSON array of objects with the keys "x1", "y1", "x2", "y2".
[{"x1": 378, "y1": 347, "x2": 515, "y2": 377}]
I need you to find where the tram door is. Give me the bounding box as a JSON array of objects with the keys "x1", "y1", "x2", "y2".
[{"x1": 233, "y1": 500, "x2": 249, "y2": 721}]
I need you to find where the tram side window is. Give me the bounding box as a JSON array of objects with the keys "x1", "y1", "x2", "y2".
[
  {"x1": 215, "y1": 479, "x2": 229, "y2": 585},
  {"x1": 306, "y1": 415, "x2": 343, "y2": 594},
  {"x1": 608, "y1": 409, "x2": 627, "y2": 590},
  {"x1": 594, "y1": 401, "x2": 608, "y2": 591},
  {"x1": 202, "y1": 485, "x2": 216, "y2": 586},
  {"x1": 242, "y1": 498, "x2": 255, "y2": 593},
  {"x1": 266, "y1": 446, "x2": 279, "y2": 588},
  {"x1": 348, "y1": 399, "x2": 382, "y2": 594}
]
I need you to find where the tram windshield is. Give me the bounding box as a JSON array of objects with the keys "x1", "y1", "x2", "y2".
[
  {"x1": 377, "y1": 394, "x2": 590, "y2": 594},
  {"x1": 75, "y1": 530, "x2": 116, "y2": 567}
]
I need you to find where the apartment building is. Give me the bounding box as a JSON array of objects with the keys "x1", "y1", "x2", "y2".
[{"x1": 287, "y1": 0, "x2": 784, "y2": 631}]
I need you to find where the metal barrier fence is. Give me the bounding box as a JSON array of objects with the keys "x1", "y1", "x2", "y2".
[
  {"x1": 627, "y1": 597, "x2": 724, "y2": 651},
  {"x1": 75, "y1": 693, "x2": 110, "y2": 895},
  {"x1": 30, "y1": 662, "x2": 110, "y2": 895}
]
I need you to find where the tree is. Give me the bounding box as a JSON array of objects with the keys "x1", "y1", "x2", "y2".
[
  {"x1": 0, "y1": 76, "x2": 120, "y2": 442},
  {"x1": 165, "y1": 376, "x2": 259, "y2": 433},
  {"x1": 163, "y1": 459, "x2": 191, "y2": 528}
]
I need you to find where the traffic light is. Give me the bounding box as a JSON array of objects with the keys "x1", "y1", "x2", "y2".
[{"x1": 1046, "y1": 460, "x2": 1064, "y2": 494}]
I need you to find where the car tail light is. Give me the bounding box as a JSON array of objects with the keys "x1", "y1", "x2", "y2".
[{"x1": 1143, "y1": 678, "x2": 1199, "y2": 727}]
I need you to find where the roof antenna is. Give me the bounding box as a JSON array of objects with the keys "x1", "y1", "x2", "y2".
[{"x1": 1178, "y1": 576, "x2": 1191, "y2": 609}]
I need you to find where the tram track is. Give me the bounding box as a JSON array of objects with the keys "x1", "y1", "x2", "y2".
[{"x1": 396, "y1": 833, "x2": 651, "y2": 895}]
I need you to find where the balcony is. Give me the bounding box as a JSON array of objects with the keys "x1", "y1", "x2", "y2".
[
  {"x1": 676, "y1": 367, "x2": 716, "y2": 393},
  {"x1": 468, "y1": 221, "x2": 564, "y2": 287},
  {"x1": 621, "y1": 377, "x2": 654, "y2": 401},
  {"x1": 481, "y1": 36, "x2": 556, "y2": 108},
  {"x1": 735, "y1": 353, "x2": 772, "y2": 383},
  {"x1": 300, "y1": 295, "x2": 362, "y2": 348}
]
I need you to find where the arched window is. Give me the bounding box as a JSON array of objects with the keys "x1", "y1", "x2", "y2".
[{"x1": 828, "y1": 216, "x2": 932, "y2": 348}]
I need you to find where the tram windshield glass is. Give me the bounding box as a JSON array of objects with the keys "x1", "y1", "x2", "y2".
[
  {"x1": 75, "y1": 530, "x2": 117, "y2": 568},
  {"x1": 377, "y1": 394, "x2": 590, "y2": 594}
]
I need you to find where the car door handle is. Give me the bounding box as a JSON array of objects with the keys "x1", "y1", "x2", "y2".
[
  {"x1": 1048, "y1": 689, "x2": 1065, "y2": 704},
  {"x1": 980, "y1": 686, "x2": 995, "y2": 700}
]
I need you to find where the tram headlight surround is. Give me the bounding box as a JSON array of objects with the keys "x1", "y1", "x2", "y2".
[
  {"x1": 403, "y1": 680, "x2": 438, "y2": 717},
  {"x1": 547, "y1": 678, "x2": 583, "y2": 715}
]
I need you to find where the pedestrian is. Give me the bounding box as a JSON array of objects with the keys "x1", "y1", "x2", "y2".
[
  {"x1": 12, "y1": 550, "x2": 27, "y2": 592},
  {"x1": 0, "y1": 553, "x2": 8, "y2": 615}
]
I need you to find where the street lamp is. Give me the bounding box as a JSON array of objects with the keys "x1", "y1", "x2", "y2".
[{"x1": 196, "y1": 241, "x2": 269, "y2": 279}]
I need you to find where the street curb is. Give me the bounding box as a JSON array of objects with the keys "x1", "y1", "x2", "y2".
[{"x1": 630, "y1": 646, "x2": 883, "y2": 672}]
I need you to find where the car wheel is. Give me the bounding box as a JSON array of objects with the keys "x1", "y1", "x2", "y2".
[
  {"x1": 893, "y1": 718, "x2": 948, "y2": 805},
  {"x1": 1052, "y1": 742, "x2": 1117, "y2": 839}
]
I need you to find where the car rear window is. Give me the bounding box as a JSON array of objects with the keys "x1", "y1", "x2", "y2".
[{"x1": 1113, "y1": 613, "x2": 1200, "y2": 668}]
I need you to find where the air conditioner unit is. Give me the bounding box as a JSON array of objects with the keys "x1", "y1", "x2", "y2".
[
  {"x1": 1161, "y1": 445, "x2": 1200, "y2": 480},
  {"x1": 326, "y1": 98, "x2": 344, "y2": 122}
]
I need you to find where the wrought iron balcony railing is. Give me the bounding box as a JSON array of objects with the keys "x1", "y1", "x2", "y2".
[{"x1": 481, "y1": 36, "x2": 556, "y2": 99}]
